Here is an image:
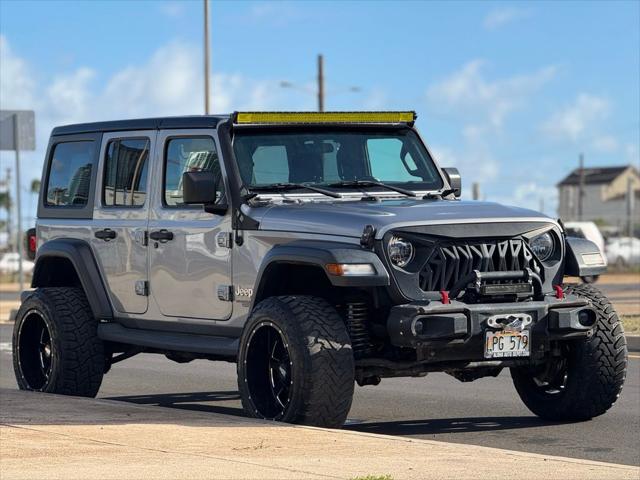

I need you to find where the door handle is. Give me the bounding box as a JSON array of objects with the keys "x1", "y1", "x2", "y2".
[
  {"x1": 95, "y1": 228, "x2": 117, "y2": 241},
  {"x1": 149, "y1": 229, "x2": 174, "y2": 242}
]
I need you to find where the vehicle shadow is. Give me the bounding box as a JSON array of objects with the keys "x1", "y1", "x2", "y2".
[
  {"x1": 104, "y1": 390, "x2": 245, "y2": 417},
  {"x1": 344, "y1": 416, "x2": 571, "y2": 436}
]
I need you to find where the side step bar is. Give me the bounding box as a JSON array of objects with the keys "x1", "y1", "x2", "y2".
[{"x1": 98, "y1": 323, "x2": 239, "y2": 358}]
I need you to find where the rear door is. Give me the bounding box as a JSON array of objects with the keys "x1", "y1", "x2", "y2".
[
  {"x1": 91, "y1": 131, "x2": 154, "y2": 315},
  {"x1": 148, "y1": 129, "x2": 233, "y2": 320}
]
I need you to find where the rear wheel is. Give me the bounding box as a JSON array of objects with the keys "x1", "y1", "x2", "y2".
[
  {"x1": 237, "y1": 296, "x2": 355, "y2": 427},
  {"x1": 13, "y1": 287, "x2": 105, "y2": 397},
  {"x1": 511, "y1": 284, "x2": 627, "y2": 420}
]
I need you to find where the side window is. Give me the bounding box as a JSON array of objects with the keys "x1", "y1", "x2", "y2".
[
  {"x1": 164, "y1": 137, "x2": 223, "y2": 207},
  {"x1": 45, "y1": 141, "x2": 94, "y2": 206},
  {"x1": 103, "y1": 138, "x2": 149, "y2": 207},
  {"x1": 252, "y1": 145, "x2": 288, "y2": 184},
  {"x1": 367, "y1": 138, "x2": 421, "y2": 182}
]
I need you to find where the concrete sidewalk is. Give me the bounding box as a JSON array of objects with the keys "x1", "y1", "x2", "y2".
[{"x1": 1, "y1": 389, "x2": 637, "y2": 480}]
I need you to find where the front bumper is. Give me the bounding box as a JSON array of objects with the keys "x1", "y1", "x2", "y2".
[{"x1": 387, "y1": 295, "x2": 595, "y2": 364}]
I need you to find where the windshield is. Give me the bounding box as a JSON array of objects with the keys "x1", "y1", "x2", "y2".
[{"x1": 232, "y1": 128, "x2": 444, "y2": 192}]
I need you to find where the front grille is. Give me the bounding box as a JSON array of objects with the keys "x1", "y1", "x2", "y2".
[{"x1": 418, "y1": 238, "x2": 541, "y2": 292}]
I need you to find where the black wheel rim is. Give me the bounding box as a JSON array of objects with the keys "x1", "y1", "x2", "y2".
[
  {"x1": 245, "y1": 322, "x2": 292, "y2": 420},
  {"x1": 17, "y1": 310, "x2": 53, "y2": 390}
]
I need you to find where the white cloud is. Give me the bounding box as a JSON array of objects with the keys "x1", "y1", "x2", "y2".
[
  {"x1": 491, "y1": 182, "x2": 557, "y2": 213},
  {"x1": 483, "y1": 7, "x2": 530, "y2": 30},
  {"x1": 46, "y1": 68, "x2": 96, "y2": 124},
  {"x1": 427, "y1": 60, "x2": 557, "y2": 129},
  {"x1": 0, "y1": 35, "x2": 36, "y2": 109},
  {"x1": 430, "y1": 142, "x2": 499, "y2": 195},
  {"x1": 591, "y1": 134, "x2": 619, "y2": 153},
  {"x1": 0, "y1": 36, "x2": 288, "y2": 225},
  {"x1": 625, "y1": 143, "x2": 640, "y2": 166},
  {"x1": 159, "y1": 1, "x2": 184, "y2": 18},
  {"x1": 239, "y1": 2, "x2": 304, "y2": 27},
  {"x1": 541, "y1": 93, "x2": 611, "y2": 142}
]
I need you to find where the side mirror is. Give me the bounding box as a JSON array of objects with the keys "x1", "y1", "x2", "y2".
[
  {"x1": 182, "y1": 171, "x2": 227, "y2": 215},
  {"x1": 442, "y1": 167, "x2": 462, "y2": 198}
]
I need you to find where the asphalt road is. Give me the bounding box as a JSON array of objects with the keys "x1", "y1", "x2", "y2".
[{"x1": 1, "y1": 322, "x2": 638, "y2": 467}]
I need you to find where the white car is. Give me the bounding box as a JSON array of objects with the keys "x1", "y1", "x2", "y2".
[
  {"x1": 0, "y1": 253, "x2": 35, "y2": 275},
  {"x1": 606, "y1": 237, "x2": 640, "y2": 267}
]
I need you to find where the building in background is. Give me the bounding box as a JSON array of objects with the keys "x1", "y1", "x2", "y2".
[{"x1": 557, "y1": 165, "x2": 639, "y2": 236}]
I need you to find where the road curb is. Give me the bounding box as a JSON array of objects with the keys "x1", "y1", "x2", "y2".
[
  {"x1": 627, "y1": 335, "x2": 640, "y2": 352},
  {"x1": 1, "y1": 388, "x2": 638, "y2": 480}
]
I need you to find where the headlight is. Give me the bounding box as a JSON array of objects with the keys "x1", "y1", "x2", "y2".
[
  {"x1": 530, "y1": 232, "x2": 555, "y2": 261},
  {"x1": 388, "y1": 236, "x2": 414, "y2": 268}
]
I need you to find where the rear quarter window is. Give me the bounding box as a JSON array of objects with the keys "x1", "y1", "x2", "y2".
[{"x1": 45, "y1": 141, "x2": 94, "y2": 207}]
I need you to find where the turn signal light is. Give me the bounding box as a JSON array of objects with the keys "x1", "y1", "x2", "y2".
[{"x1": 326, "y1": 263, "x2": 376, "y2": 276}]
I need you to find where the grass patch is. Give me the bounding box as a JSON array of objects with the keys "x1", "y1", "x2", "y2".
[
  {"x1": 350, "y1": 476, "x2": 393, "y2": 480},
  {"x1": 622, "y1": 315, "x2": 640, "y2": 335}
]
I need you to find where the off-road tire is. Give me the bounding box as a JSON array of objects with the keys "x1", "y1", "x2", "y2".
[
  {"x1": 511, "y1": 284, "x2": 627, "y2": 420},
  {"x1": 237, "y1": 296, "x2": 355, "y2": 428},
  {"x1": 13, "y1": 287, "x2": 105, "y2": 397}
]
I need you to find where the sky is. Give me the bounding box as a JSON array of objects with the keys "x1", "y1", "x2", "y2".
[{"x1": 1, "y1": 0, "x2": 639, "y2": 227}]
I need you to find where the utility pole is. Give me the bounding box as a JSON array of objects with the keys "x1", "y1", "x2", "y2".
[
  {"x1": 317, "y1": 54, "x2": 324, "y2": 112},
  {"x1": 203, "y1": 0, "x2": 210, "y2": 114},
  {"x1": 539, "y1": 197, "x2": 545, "y2": 215},
  {"x1": 4, "y1": 168, "x2": 11, "y2": 253},
  {"x1": 578, "y1": 153, "x2": 585, "y2": 221},
  {"x1": 627, "y1": 176, "x2": 635, "y2": 236},
  {"x1": 472, "y1": 182, "x2": 480, "y2": 201},
  {"x1": 13, "y1": 114, "x2": 24, "y2": 291}
]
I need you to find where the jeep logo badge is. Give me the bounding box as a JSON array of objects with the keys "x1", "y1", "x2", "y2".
[{"x1": 235, "y1": 286, "x2": 253, "y2": 299}]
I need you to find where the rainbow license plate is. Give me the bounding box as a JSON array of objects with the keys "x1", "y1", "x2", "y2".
[{"x1": 484, "y1": 330, "x2": 530, "y2": 358}]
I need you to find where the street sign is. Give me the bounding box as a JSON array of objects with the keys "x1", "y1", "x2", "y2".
[
  {"x1": 0, "y1": 110, "x2": 36, "y2": 151},
  {"x1": 0, "y1": 109, "x2": 36, "y2": 293}
]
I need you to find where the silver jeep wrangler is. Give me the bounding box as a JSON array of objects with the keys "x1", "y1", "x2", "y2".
[{"x1": 13, "y1": 111, "x2": 627, "y2": 427}]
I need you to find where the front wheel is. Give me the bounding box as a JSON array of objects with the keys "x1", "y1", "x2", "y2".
[
  {"x1": 237, "y1": 296, "x2": 355, "y2": 428},
  {"x1": 13, "y1": 287, "x2": 105, "y2": 397},
  {"x1": 511, "y1": 284, "x2": 627, "y2": 420}
]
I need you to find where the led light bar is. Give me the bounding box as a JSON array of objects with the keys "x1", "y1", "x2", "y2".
[{"x1": 234, "y1": 111, "x2": 416, "y2": 125}]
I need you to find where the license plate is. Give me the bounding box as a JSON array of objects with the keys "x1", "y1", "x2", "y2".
[{"x1": 485, "y1": 330, "x2": 530, "y2": 358}]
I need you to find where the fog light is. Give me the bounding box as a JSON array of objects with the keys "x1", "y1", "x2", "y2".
[
  {"x1": 326, "y1": 263, "x2": 376, "y2": 276},
  {"x1": 578, "y1": 309, "x2": 596, "y2": 328},
  {"x1": 413, "y1": 319, "x2": 424, "y2": 335}
]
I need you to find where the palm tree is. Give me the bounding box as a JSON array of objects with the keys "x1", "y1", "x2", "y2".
[
  {"x1": 0, "y1": 191, "x2": 10, "y2": 213},
  {"x1": 30, "y1": 179, "x2": 41, "y2": 195}
]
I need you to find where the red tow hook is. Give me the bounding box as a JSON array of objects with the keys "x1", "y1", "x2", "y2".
[
  {"x1": 440, "y1": 290, "x2": 450, "y2": 304},
  {"x1": 554, "y1": 285, "x2": 564, "y2": 299}
]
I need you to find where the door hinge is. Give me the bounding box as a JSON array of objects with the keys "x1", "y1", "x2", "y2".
[
  {"x1": 217, "y1": 285, "x2": 233, "y2": 302},
  {"x1": 135, "y1": 280, "x2": 149, "y2": 296},
  {"x1": 216, "y1": 232, "x2": 233, "y2": 249}
]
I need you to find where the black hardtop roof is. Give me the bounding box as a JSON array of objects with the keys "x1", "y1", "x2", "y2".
[{"x1": 51, "y1": 115, "x2": 230, "y2": 136}]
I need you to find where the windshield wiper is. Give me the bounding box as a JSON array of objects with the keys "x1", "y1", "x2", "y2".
[
  {"x1": 327, "y1": 180, "x2": 416, "y2": 197},
  {"x1": 423, "y1": 188, "x2": 456, "y2": 199},
  {"x1": 250, "y1": 182, "x2": 342, "y2": 199}
]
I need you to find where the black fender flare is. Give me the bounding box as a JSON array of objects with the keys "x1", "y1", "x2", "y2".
[
  {"x1": 32, "y1": 238, "x2": 113, "y2": 320},
  {"x1": 252, "y1": 240, "x2": 390, "y2": 307},
  {"x1": 564, "y1": 236, "x2": 607, "y2": 277}
]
